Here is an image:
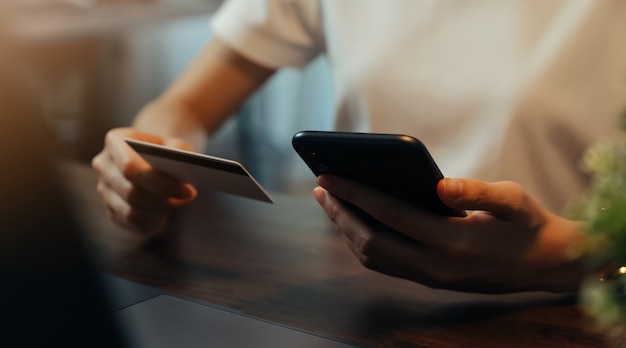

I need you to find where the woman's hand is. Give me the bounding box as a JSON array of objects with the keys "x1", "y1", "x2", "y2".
[
  {"x1": 313, "y1": 175, "x2": 587, "y2": 293},
  {"x1": 91, "y1": 127, "x2": 197, "y2": 234}
]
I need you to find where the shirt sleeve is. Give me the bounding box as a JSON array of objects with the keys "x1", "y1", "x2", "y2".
[{"x1": 211, "y1": 0, "x2": 324, "y2": 69}]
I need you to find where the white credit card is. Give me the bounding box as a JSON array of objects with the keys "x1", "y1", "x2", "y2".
[{"x1": 126, "y1": 139, "x2": 273, "y2": 204}]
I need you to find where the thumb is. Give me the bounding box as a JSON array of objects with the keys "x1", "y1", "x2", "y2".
[{"x1": 437, "y1": 178, "x2": 530, "y2": 219}]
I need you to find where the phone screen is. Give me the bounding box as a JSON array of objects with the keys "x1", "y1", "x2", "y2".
[{"x1": 292, "y1": 131, "x2": 466, "y2": 217}]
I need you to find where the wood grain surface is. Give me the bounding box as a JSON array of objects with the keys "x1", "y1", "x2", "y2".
[{"x1": 61, "y1": 161, "x2": 625, "y2": 348}]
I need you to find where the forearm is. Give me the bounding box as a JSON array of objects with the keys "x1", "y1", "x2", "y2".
[{"x1": 132, "y1": 37, "x2": 276, "y2": 152}]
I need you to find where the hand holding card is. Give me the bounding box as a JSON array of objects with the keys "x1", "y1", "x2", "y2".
[{"x1": 126, "y1": 139, "x2": 273, "y2": 203}]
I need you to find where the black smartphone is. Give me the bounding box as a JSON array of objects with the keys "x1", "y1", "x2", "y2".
[{"x1": 292, "y1": 131, "x2": 466, "y2": 217}]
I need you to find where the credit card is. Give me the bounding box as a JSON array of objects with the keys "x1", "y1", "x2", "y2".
[{"x1": 126, "y1": 139, "x2": 273, "y2": 203}]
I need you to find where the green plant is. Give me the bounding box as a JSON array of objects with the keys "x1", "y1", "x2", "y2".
[{"x1": 571, "y1": 110, "x2": 626, "y2": 334}]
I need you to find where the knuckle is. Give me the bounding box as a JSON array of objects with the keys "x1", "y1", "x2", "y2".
[
  {"x1": 110, "y1": 207, "x2": 130, "y2": 228},
  {"x1": 356, "y1": 230, "x2": 377, "y2": 257},
  {"x1": 358, "y1": 254, "x2": 378, "y2": 271},
  {"x1": 104, "y1": 129, "x2": 143, "y2": 180},
  {"x1": 501, "y1": 181, "x2": 529, "y2": 211},
  {"x1": 96, "y1": 181, "x2": 108, "y2": 198},
  {"x1": 103, "y1": 130, "x2": 118, "y2": 152},
  {"x1": 473, "y1": 184, "x2": 491, "y2": 206},
  {"x1": 503, "y1": 180, "x2": 524, "y2": 194},
  {"x1": 118, "y1": 204, "x2": 134, "y2": 223},
  {"x1": 107, "y1": 178, "x2": 132, "y2": 202},
  {"x1": 104, "y1": 128, "x2": 122, "y2": 144},
  {"x1": 91, "y1": 153, "x2": 104, "y2": 172}
]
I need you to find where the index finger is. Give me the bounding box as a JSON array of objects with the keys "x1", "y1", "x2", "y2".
[
  {"x1": 317, "y1": 175, "x2": 460, "y2": 247},
  {"x1": 105, "y1": 130, "x2": 193, "y2": 199},
  {"x1": 104, "y1": 128, "x2": 166, "y2": 167}
]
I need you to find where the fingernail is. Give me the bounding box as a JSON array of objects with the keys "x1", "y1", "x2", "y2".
[
  {"x1": 443, "y1": 178, "x2": 463, "y2": 199},
  {"x1": 313, "y1": 187, "x2": 327, "y2": 205}
]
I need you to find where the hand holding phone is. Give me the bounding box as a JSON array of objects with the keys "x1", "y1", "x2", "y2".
[{"x1": 292, "y1": 131, "x2": 465, "y2": 217}]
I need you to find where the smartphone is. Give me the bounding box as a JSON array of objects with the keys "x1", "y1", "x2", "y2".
[{"x1": 292, "y1": 131, "x2": 466, "y2": 217}]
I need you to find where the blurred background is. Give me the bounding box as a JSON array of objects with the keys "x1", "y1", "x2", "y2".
[{"x1": 9, "y1": 0, "x2": 334, "y2": 194}]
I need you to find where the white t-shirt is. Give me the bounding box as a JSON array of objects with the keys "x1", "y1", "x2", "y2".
[{"x1": 212, "y1": 0, "x2": 626, "y2": 214}]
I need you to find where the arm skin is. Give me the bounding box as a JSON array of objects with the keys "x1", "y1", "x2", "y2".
[
  {"x1": 91, "y1": 38, "x2": 276, "y2": 234},
  {"x1": 314, "y1": 175, "x2": 589, "y2": 294}
]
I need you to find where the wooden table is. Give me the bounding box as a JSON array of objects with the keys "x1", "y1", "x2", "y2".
[{"x1": 64, "y1": 162, "x2": 625, "y2": 347}]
